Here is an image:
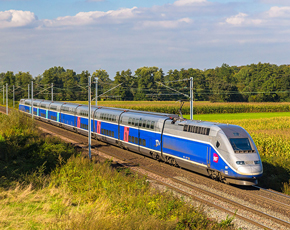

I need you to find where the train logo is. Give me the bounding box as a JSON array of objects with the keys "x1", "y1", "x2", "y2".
[
  {"x1": 155, "y1": 139, "x2": 160, "y2": 147},
  {"x1": 213, "y1": 153, "x2": 219, "y2": 163}
]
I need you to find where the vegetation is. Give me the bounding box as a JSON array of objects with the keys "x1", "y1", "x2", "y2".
[
  {"x1": 1, "y1": 62, "x2": 290, "y2": 102},
  {"x1": 71, "y1": 101, "x2": 290, "y2": 115},
  {"x1": 0, "y1": 111, "x2": 235, "y2": 229},
  {"x1": 0, "y1": 110, "x2": 77, "y2": 189}
]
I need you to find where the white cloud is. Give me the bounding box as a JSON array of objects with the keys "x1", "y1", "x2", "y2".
[
  {"x1": 0, "y1": 10, "x2": 37, "y2": 28},
  {"x1": 225, "y1": 12, "x2": 262, "y2": 26},
  {"x1": 173, "y1": 0, "x2": 207, "y2": 6},
  {"x1": 43, "y1": 7, "x2": 139, "y2": 27},
  {"x1": 267, "y1": 6, "x2": 290, "y2": 17},
  {"x1": 141, "y1": 17, "x2": 193, "y2": 29}
]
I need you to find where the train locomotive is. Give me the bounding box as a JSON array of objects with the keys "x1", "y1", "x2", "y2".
[{"x1": 19, "y1": 99, "x2": 263, "y2": 186}]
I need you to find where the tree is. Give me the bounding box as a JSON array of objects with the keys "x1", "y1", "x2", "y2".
[{"x1": 92, "y1": 69, "x2": 112, "y2": 100}]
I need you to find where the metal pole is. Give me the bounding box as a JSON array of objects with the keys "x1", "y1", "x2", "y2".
[
  {"x1": 88, "y1": 76, "x2": 91, "y2": 159},
  {"x1": 6, "y1": 83, "x2": 8, "y2": 115},
  {"x1": 51, "y1": 83, "x2": 53, "y2": 101},
  {"x1": 31, "y1": 81, "x2": 33, "y2": 119},
  {"x1": 95, "y1": 77, "x2": 98, "y2": 106},
  {"x1": 13, "y1": 85, "x2": 15, "y2": 109},
  {"x1": 28, "y1": 84, "x2": 30, "y2": 99},
  {"x1": 3, "y1": 85, "x2": 4, "y2": 105},
  {"x1": 190, "y1": 77, "x2": 193, "y2": 120}
]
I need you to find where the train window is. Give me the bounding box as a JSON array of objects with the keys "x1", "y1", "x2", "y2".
[
  {"x1": 128, "y1": 117, "x2": 132, "y2": 125},
  {"x1": 101, "y1": 129, "x2": 104, "y2": 134},
  {"x1": 129, "y1": 136, "x2": 132, "y2": 142},
  {"x1": 51, "y1": 105, "x2": 57, "y2": 111},
  {"x1": 197, "y1": 127, "x2": 201, "y2": 134},
  {"x1": 206, "y1": 128, "x2": 210, "y2": 135},
  {"x1": 151, "y1": 121, "x2": 155, "y2": 130},
  {"x1": 142, "y1": 139, "x2": 146, "y2": 146},
  {"x1": 230, "y1": 138, "x2": 252, "y2": 151},
  {"x1": 147, "y1": 120, "x2": 151, "y2": 129},
  {"x1": 112, "y1": 131, "x2": 114, "y2": 137},
  {"x1": 109, "y1": 130, "x2": 111, "y2": 136},
  {"x1": 132, "y1": 118, "x2": 135, "y2": 126},
  {"x1": 135, "y1": 137, "x2": 138, "y2": 144},
  {"x1": 143, "y1": 120, "x2": 146, "y2": 128},
  {"x1": 135, "y1": 119, "x2": 139, "y2": 127},
  {"x1": 183, "y1": 125, "x2": 188, "y2": 131}
]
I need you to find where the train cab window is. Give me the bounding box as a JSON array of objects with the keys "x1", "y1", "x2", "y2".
[
  {"x1": 132, "y1": 118, "x2": 135, "y2": 126},
  {"x1": 151, "y1": 121, "x2": 155, "y2": 130},
  {"x1": 128, "y1": 117, "x2": 132, "y2": 125},
  {"x1": 147, "y1": 120, "x2": 151, "y2": 129},
  {"x1": 230, "y1": 138, "x2": 252, "y2": 151},
  {"x1": 134, "y1": 137, "x2": 138, "y2": 144}
]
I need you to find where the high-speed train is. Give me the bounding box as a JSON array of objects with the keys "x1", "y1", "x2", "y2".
[{"x1": 19, "y1": 99, "x2": 263, "y2": 185}]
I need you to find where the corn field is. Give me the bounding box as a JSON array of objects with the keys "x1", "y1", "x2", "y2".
[{"x1": 72, "y1": 101, "x2": 290, "y2": 114}]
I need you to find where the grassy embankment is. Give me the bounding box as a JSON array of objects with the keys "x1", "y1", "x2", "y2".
[{"x1": 0, "y1": 111, "x2": 234, "y2": 230}]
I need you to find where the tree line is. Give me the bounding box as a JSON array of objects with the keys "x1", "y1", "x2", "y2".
[{"x1": 1, "y1": 62, "x2": 290, "y2": 102}]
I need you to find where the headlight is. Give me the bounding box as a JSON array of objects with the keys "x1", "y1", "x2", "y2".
[
  {"x1": 236, "y1": 161, "x2": 245, "y2": 165},
  {"x1": 254, "y1": 161, "x2": 260, "y2": 164}
]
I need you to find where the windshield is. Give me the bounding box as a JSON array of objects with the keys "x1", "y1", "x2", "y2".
[{"x1": 230, "y1": 138, "x2": 252, "y2": 151}]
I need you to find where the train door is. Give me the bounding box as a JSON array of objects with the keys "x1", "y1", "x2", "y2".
[
  {"x1": 207, "y1": 147, "x2": 211, "y2": 168},
  {"x1": 77, "y1": 117, "x2": 81, "y2": 128},
  {"x1": 138, "y1": 118, "x2": 142, "y2": 152},
  {"x1": 97, "y1": 121, "x2": 101, "y2": 134},
  {"x1": 124, "y1": 127, "x2": 129, "y2": 142},
  {"x1": 57, "y1": 112, "x2": 60, "y2": 122},
  {"x1": 46, "y1": 110, "x2": 48, "y2": 119}
]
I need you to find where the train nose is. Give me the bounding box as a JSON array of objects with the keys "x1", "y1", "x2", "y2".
[
  {"x1": 250, "y1": 165, "x2": 263, "y2": 174},
  {"x1": 237, "y1": 165, "x2": 263, "y2": 175}
]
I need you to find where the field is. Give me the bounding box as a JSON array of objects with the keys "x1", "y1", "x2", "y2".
[{"x1": 69, "y1": 101, "x2": 290, "y2": 115}]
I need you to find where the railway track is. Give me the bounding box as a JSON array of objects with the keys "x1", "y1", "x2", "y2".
[{"x1": 1, "y1": 106, "x2": 290, "y2": 229}]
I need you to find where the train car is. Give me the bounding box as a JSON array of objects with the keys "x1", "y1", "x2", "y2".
[{"x1": 19, "y1": 99, "x2": 263, "y2": 186}]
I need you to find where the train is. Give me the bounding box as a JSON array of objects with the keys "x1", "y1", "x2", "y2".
[{"x1": 19, "y1": 99, "x2": 263, "y2": 186}]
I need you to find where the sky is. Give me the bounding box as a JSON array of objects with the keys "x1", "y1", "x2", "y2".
[{"x1": 1, "y1": 0, "x2": 290, "y2": 78}]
